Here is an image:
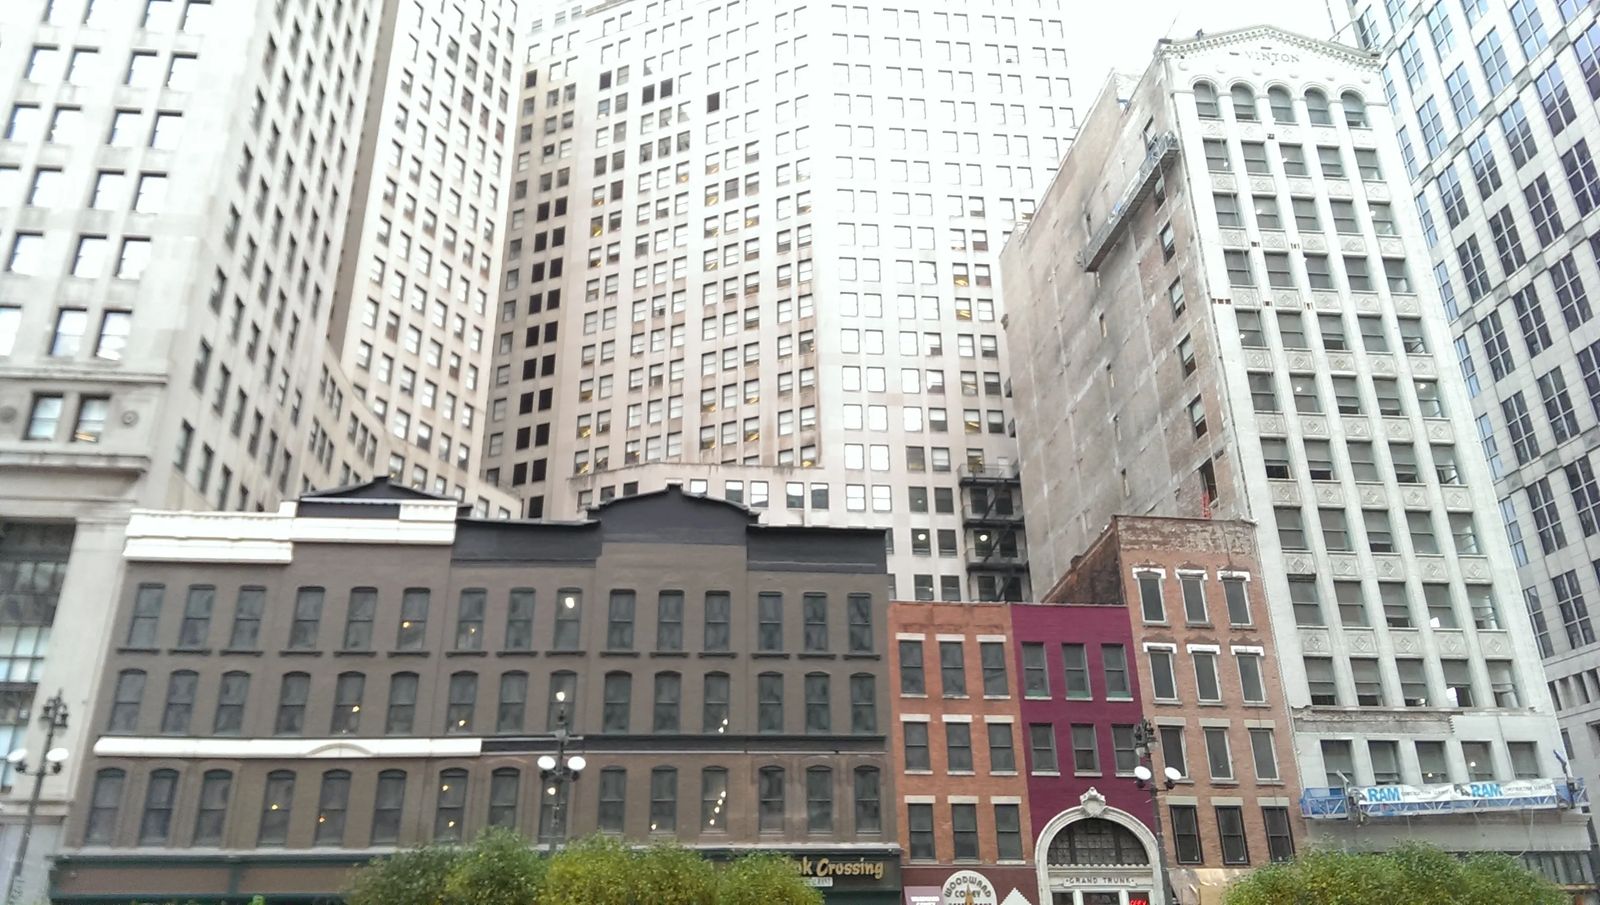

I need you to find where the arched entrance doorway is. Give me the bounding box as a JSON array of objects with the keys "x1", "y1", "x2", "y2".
[{"x1": 1034, "y1": 790, "x2": 1162, "y2": 905}]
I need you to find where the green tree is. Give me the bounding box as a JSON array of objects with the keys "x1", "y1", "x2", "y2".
[
  {"x1": 1223, "y1": 843, "x2": 1567, "y2": 905},
  {"x1": 344, "y1": 831, "x2": 818, "y2": 905},
  {"x1": 716, "y1": 852, "x2": 824, "y2": 905}
]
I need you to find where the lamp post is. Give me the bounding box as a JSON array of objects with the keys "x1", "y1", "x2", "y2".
[
  {"x1": 1131, "y1": 719, "x2": 1180, "y2": 905},
  {"x1": 6, "y1": 691, "x2": 69, "y2": 905},
  {"x1": 538, "y1": 691, "x2": 585, "y2": 852}
]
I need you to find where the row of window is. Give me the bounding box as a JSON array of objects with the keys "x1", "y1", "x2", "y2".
[
  {"x1": 1303, "y1": 651, "x2": 1519, "y2": 709},
  {"x1": 84, "y1": 761, "x2": 883, "y2": 848},
  {"x1": 901, "y1": 718, "x2": 1283, "y2": 786},
  {"x1": 1318, "y1": 735, "x2": 1543, "y2": 787},
  {"x1": 1194, "y1": 82, "x2": 1369, "y2": 129},
  {"x1": 105, "y1": 667, "x2": 881, "y2": 738},
  {"x1": 125, "y1": 584, "x2": 876, "y2": 655},
  {"x1": 905, "y1": 801, "x2": 1024, "y2": 862}
]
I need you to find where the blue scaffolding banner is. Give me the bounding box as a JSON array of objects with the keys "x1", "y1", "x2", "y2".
[{"x1": 1299, "y1": 778, "x2": 1588, "y2": 819}]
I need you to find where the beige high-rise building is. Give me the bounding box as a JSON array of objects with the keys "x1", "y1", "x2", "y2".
[
  {"x1": 0, "y1": 0, "x2": 516, "y2": 896},
  {"x1": 482, "y1": 0, "x2": 1078, "y2": 603},
  {"x1": 1004, "y1": 25, "x2": 1592, "y2": 894},
  {"x1": 329, "y1": 0, "x2": 522, "y2": 515}
]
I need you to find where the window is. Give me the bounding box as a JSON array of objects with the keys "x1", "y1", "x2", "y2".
[
  {"x1": 607, "y1": 590, "x2": 636, "y2": 650},
  {"x1": 803, "y1": 766, "x2": 832, "y2": 834},
  {"x1": 758, "y1": 672, "x2": 784, "y2": 732},
  {"x1": 554, "y1": 589, "x2": 582, "y2": 650},
  {"x1": 1103, "y1": 645, "x2": 1131, "y2": 698},
  {"x1": 1194, "y1": 81, "x2": 1221, "y2": 118},
  {"x1": 498, "y1": 672, "x2": 528, "y2": 733},
  {"x1": 980, "y1": 642, "x2": 1008, "y2": 696},
  {"x1": 257, "y1": 770, "x2": 295, "y2": 845},
  {"x1": 908, "y1": 802, "x2": 935, "y2": 860},
  {"x1": 602, "y1": 671, "x2": 631, "y2": 733},
  {"x1": 1029, "y1": 723, "x2": 1059, "y2": 773},
  {"x1": 1138, "y1": 572, "x2": 1165, "y2": 622},
  {"x1": 386, "y1": 673, "x2": 419, "y2": 734},
  {"x1": 312, "y1": 770, "x2": 351, "y2": 846},
  {"x1": 138, "y1": 768, "x2": 178, "y2": 844},
  {"x1": 804, "y1": 673, "x2": 831, "y2": 733},
  {"x1": 1071, "y1": 724, "x2": 1100, "y2": 773},
  {"x1": 192, "y1": 770, "x2": 231, "y2": 846},
  {"x1": 1205, "y1": 727, "x2": 1234, "y2": 780},
  {"x1": 987, "y1": 721, "x2": 1017, "y2": 773},
  {"x1": 212, "y1": 671, "x2": 248, "y2": 734},
  {"x1": 1217, "y1": 806, "x2": 1249, "y2": 864},
  {"x1": 435, "y1": 768, "x2": 468, "y2": 841},
  {"x1": 1193, "y1": 650, "x2": 1221, "y2": 702},
  {"x1": 899, "y1": 640, "x2": 926, "y2": 694},
  {"x1": 1170, "y1": 805, "x2": 1201, "y2": 864},
  {"x1": 940, "y1": 640, "x2": 966, "y2": 696},
  {"x1": 758, "y1": 766, "x2": 785, "y2": 832},
  {"x1": 371, "y1": 771, "x2": 407, "y2": 844},
  {"x1": 758, "y1": 592, "x2": 783, "y2": 651},
  {"x1": 1062, "y1": 643, "x2": 1090, "y2": 698},
  {"x1": 274, "y1": 672, "x2": 308, "y2": 735},
  {"x1": 904, "y1": 720, "x2": 931, "y2": 771},
  {"x1": 85, "y1": 769, "x2": 125, "y2": 844},
  {"x1": 650, "y1": 767, "x2": 678, "y2": 833},
  {"x1": 342, "y1": 588, "x2": 376, "y2": 651},
  {"x1": 1023, "y1": 643, "x2": 1049, "y2": 697},
  {"x1": 1147, "y1": 647, "x2": 1178, "y2": 700},
  {"x1": 1181, "y1": 574, "x2": 1207, "y2": 623},
  {"x1": 287, "y1": 587, "x2": 323, "y2": 650},
  {"x1": 1223, "y1": 577, "x2": 1251, "y2": 624},
  {"x1": 704, "y1": 591, "x2": 730, "y2": 651},
  {"x1": 332, "y1": 672, "x2": 363, "y2": 734}
]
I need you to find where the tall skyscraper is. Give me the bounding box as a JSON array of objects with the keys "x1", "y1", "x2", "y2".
[
  {"x1": 1344, "y1": 0, "x2": 1600, "y2": 819},
  {"x1": 0, "y1": 0, "x2": 391, "y2": 895},
  {"x1": 0, "y1": 0, "x2": 518, "y2": 895},
  {"x1": 1005, "y1": 25, "x2": 1591, "y2": 891},
  {"x1": 484, "y1": 0, "x2": 1077, "y2": 602},
  {"x1": 328, "y1": 0, "x2": 522, "y2": 513}
]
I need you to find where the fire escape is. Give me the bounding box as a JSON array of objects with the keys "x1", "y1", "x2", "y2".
[{"x1": 959, "y1": 463, "x2": 1027, "y2": 601}]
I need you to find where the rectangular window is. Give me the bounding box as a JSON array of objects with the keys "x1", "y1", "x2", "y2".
[
  {"x1": 946, "y1": 722, "x2": 974, "y2": 772},
  {"x1": 1022, "y1": 642, "x2": 1049, "y2": 697},
  {"x1": 1217, "y1": 806, "x2": 1249, "y2": 864},
  {"x1": 940, "y1": 640, "x2": 966, "y2": 696},
  {"x1": 1029, "y1": 723, "x2": 1058, "y2": 773},
  {"x1": 980, "y1": 641, "x2": 1008, "y2": 696},
  {"x1": 1071, "y1": 724, "x2": 1099, "y2": 773},
  {"x1": 1171, "y1": 805, "x2": 1202, "y2": 864}
]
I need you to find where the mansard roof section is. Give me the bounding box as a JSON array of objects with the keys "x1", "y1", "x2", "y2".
[
  {"x1": 1158, "y1": 24, "x2": 1379, "y2": 70},
  {"x1": 295, "y1": 479, "x2": 472, "y2": 520},
  {"x1": 299, "y1": 478, "x2": 453, "y2": 502}
]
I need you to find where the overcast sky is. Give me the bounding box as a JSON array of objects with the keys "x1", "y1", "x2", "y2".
[{"x1": 1067, "y1": 0, "x2": 1351, "y2": 100}]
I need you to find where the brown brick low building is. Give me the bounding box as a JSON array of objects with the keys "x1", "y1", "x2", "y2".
[
  {"x1": 51, "y1": 483, "x2": 901, "y2": 905},
  {"x1": 1046, "y1": 516, "x2": 1303, "y2": 903}
]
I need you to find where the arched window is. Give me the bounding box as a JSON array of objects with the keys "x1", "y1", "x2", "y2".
[
  {"x1": 701, "y1": 767, "x2": 729, "y2": 831},
  {"x1": 138, "y1": 768, "x2": 179, "y2": 844},
  {"x1": 108, "y1": 668, "x2": 145, "y2": 734},
  {"x1": 1268, "y1": 86, "x2": 1296, "y2": 123},
  {"x1": 850, "y1": 673, "x2": 877, "y2": 733},
  {"x1": 332, "y1": 671, "x2": 364, "y2": 734},
  {"x1": 806, "y1": 766, "x2": 834, "y2": 833},
  {"x1": 757, "y1": 672, "x2": 784, "y2": 732},
  {"x1": 598, "y1": 766, "x2": 627, "y2": 832},
  {"x1": 650, "y1": 766, "x2": 678, "y2": 832},
  {"x1": 214, "y1": 670, "x2": 249, "y2": 735},
  {"x1": 194, "y1": 769, "x2": 232, "y2": 845},
  {"x1": 703, "y1": 671, "x2": 730, "y2": 733},
  {"x1": 257, "y1": 769, "x2": 296, "y2": 846},
  {"x1": 445, "y1": 670, "x2": 477, "y2": 733},
  {"x1": 1306, "y1": 89, "x2": 1333, "y2": 125},
  {"x1": 161, "y1": 669, "x2": 198, "y2": 734},
  {"x1": 275, "y1": 671, "x2": 309, "y2": 735},
  {"x1": 853, "y1": 766, "x2": 882, "y2": 833},
  {"x1": 602, "y1": 670, "x2": 631, "y2": 733},
  {"x1": 758, "y1": 766, "x2": 786, "y2": 832},
  {"x1": 435, "y1": 768, "x2": 469, "y2": 841},
  {"x1": 804, "y1": 672, "x2": 831, "y2": 733},
  {"x1": 314, "y1": 769, "x2": 351, "y2": 846},
  {"x1": 1194, "y1": 81, "x2": 1220, "y2": 119},
  {"x1": 547, "y1": 670, "x2": 577, "y2": 730},
  {"x1": 1230, "y1": 84, "x2": 1258, "y2": 121},
  {"x1": 1047, "y1": 817, "x2": 1150, "y2": 866},
  {"x1": 497, "y1": 670, "x2": 528, "y2": 733},
  {"x1": 652, "y1": 670, "x2": 681, "y2": 732},
  {"x1": 1341, "y1": 91, "x2": 1368, "y2": 127},
  {"x1": 85, "y1": 768, "x2": 126, "y2": 844},
  {"x1": 372, "y1": 769, "x2": 407, "y2": 844},
  {"x1": 387, "y1": 671, "x2": 419, "y2": 734},
  {"x1": 488, "y1": 767, "x2": 520, "y2": 828}
]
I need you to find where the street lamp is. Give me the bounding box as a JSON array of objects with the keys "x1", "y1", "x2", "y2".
[
  {"x1": 1131, "y1": 719, "x2": 1179, "y2": 905},
  {"x1": 6, "y1": 691, "x2": 68, "y2": 905},
  {"x1": 538, "y1": 691, "x2": 584, "y2": 851}
]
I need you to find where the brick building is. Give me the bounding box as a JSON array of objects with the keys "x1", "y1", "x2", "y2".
[
  {"x1": 1046, "y1": 517, "x2": 1303, "y2": 904},
  {"x1": 51, "y1": 484, "x2": 900, "y2": 904},
  {"x1": 890, "y1": 602, "x2": 1035, "y2": 904}
]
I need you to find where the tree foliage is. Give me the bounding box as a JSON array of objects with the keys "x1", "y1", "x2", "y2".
[
  {"x1": 345, "y1": 829, "x2": 821, "y2": 905},
  {"x1": 1223, "y1": 843, "x2": 1568, "y2": 905}
]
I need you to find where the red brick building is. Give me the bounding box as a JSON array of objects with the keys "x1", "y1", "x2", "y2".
[
  {"x1": 889, "y1": 602, "x2": 1037, "y2": 904},
  {"x1": 1046, "y1": 517, "x2": 1304, "y2": 903}
]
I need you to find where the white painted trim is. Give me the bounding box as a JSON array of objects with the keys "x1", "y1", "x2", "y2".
[
  {"x1": 895, "y1": 632, "x2": 927, "y2": 641},
  {"x1": 976, "y1": 634, "x2": 1008, "y2": 643},
  {"x1": 1186, "y1": 643, "x2": 1222, "y2": 653},
  {"x1": 1218, "y1": 570, "x2": 1253, "y2": 581},
  {"x1": 983, "y1": 714, "x2": 1016, "y2": 723},
  {"x1": 941, "y1": 714, "x2": 974, "y2": 723},
  {"x1": 1131, "y1": 567, "x2": 1167, "y2": 578},
  {"x1": 935, "y1": 633, "x2": 967, "y2": 642},
  {"x1": 1142, "y1": 642, "x2": 1178, "y2": 651},
  {"x1": 905, "y1": 795, "x2": 937, "y2": 804},
  {"x1": 901, "y1": 714, "x2": 931, "y2": 723},
  {"x1": 94, "y1": 736, "x2": 483, "y2": 759},
  {"x1": 949, "y1": 795, "x2": 981, "y2": 804},
  {"x1": 1231, "y1": 644, "x2": 1266, "y2": 655},
  {"x1": 1033, "y1": 799, "x2": 1164, "y2": 905}
]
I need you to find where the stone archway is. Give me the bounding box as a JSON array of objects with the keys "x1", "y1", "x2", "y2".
[{"x1": 1033, "y1": 788, "x2": 1163, "y2": 905}]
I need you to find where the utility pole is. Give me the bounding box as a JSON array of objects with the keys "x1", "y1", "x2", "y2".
[{"x1": 5, "y1": 691, "x2": 69, "y2": 905}]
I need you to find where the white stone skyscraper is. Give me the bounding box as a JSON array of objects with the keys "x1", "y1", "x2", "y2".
[
  {"x1": 1005, "y1": 25, "x2": 1592, "y2": 893},
  {"x1": 0, "y1": 0, "x2": 520, "y2": 895},
  {"x1": 1344, "y1": 0, "x2": 1600, "y2": 828},
  {"x1": 484, "y1": 0, "x2": 1076, "y2": 601}
]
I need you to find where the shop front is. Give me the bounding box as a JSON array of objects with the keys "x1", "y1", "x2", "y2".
[
  {"x1": 902, "y1": 865, "x2": 1041, "y2": 905},
  {"x1": 793, "y1": 851, "x2": 904, "y2": 905},
  {"x1": 1033, "y1": 790, "x2": 1162, "y2": 905}
]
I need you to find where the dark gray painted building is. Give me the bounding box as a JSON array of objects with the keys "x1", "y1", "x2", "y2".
[{"x1": 51, "y1": 483, "x2": 900, "y2": 904}]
